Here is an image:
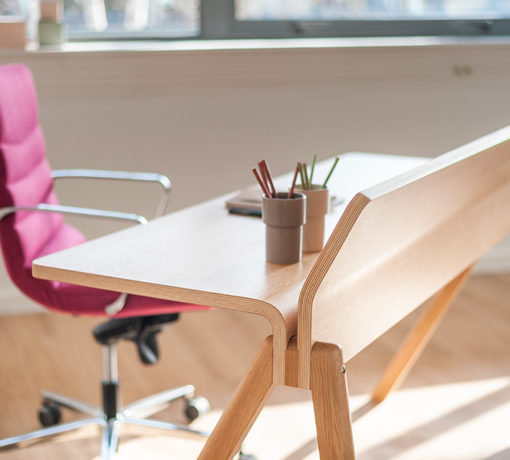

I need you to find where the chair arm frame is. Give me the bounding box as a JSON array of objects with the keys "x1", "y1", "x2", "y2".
[
  {"x1": 0, "y1": 203, "x2": 148, "y2": 225},
  {"x1": 51, "y1": 169, "x2": 171, "y2": 218},
  {"x1": 0, "y1": 204, "x2": 144, "y2": 316}
]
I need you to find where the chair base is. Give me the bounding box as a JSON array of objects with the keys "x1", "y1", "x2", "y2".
[{"x1": 0, "y1": 385, "x2": 209, "y2": 459}]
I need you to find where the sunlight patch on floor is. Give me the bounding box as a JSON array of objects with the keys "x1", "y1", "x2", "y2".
[
  {"x1": 355, "y1": 377, "x2": 510, "y2": 460},
  {"x1": 88, "y1": 377, "x2": 510, "y2": 460}
]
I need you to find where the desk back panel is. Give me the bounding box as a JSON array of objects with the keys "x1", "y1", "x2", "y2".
[{"x1": 298, "y1": 126, "x2": 510, "y2": 387}]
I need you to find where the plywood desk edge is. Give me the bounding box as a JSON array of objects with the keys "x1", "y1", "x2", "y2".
[
  {"x1": 32, "y1": 263, "x2": 290, "y2": 385},
  {"x1": 297, "y1": 193, "x2": 371, "y2": 388},
  {"x1": 297, "y1": 125, "x2": 510, "y2": 388}
]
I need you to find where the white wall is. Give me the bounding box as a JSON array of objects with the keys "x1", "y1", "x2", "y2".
[{"x1": 1, "y1": 39, "x2": 510, "y2": 314}]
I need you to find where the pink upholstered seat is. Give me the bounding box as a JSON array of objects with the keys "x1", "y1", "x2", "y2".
[{"x1": 0, "y1": 63, "x2": 207, "y2": 318}]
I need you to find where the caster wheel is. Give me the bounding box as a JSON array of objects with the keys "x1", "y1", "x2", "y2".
[
  {"x1": 239, "y1": 453, "x2": 257, "y2": 460},
  {"x1": 184, "y1": 396, "x2": 210, "y2": 422},
  {"x1": 38, "y1": 401, "x2": 62, "y2": 427}
]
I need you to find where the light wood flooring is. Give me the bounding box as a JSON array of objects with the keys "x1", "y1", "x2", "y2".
[{"x1": 0, "y1": 273, "x2": 509, "y2": 460}]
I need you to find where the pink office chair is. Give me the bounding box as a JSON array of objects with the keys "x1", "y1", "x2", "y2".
[{"x1": 0, "y1": 63, "x2": 211, "y2": 458}]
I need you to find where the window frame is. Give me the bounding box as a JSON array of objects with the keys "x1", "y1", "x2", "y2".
[{"x1": 65, "y1": 0, "x2": 510, "y2": 41}]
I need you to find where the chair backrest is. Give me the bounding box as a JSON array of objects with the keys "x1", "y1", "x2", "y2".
[
  {"x1": 297, "y1": 126, "x2": 510, "y2": 387},
  {"x1": 0, "y1": 63, "x2": 86, "y2": 307}
]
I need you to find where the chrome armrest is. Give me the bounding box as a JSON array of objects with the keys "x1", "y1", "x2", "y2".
[
  {"x1": 51, "y1": 169, "x2": 171, "y2": 218},
  {"x1": 0, "y1": 204, "x2": 139, "y2": 317},
  {"x1": 0, "y1": 204, "x2": 147, "y2": 225}
]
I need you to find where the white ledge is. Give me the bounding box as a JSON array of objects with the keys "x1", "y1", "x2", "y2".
[{"x1": 1, "y1": 35, "x2": 510, "y2": 56}]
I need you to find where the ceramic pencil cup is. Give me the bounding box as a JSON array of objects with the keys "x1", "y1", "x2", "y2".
[
  {"x1": 295, "y1": 185, "x2": 330, "y2": 253},
  {"x1": 262, "y1": 192, "x2": 306, "y2": 264}
]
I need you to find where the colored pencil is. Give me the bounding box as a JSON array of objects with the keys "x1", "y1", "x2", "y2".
[
  {"x1": 309, "y1": 154, "x2": 317, "y2": 185},
  {"x1": 303, "y1": 162, "x2": 310, "y2": 190},
  {"x1": 288, "y1": 162, "x2": 300, "y2": 199},
  {"x1": 299, "y1": 163, "x2": 305, "y2": 189},
  {"x1": 257, "y1": 161, "x2": 271, "y2": 197},
  {"x1": 252, "y1": 167, "x2": 270, "y2": 198},
  {"x1": 322, "y1": 157, "x2": 339, "y2": 188},
  {"x1": 259, "y1": 160, "x2": 276, "y2": 198}
]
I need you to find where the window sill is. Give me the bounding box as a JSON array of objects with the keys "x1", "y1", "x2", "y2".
[{"x1": 2, "y1": 35, "x2": 510, "y2": 56}]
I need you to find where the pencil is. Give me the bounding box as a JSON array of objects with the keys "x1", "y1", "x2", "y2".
[
  {"x1": 303, "y1": 163, "x2": 310, "y2": 190},
  {"x1": 299, "y1": 163, "x2": 305, "y2": 189},
  {"x1": 322, "y1": 157, "x2": 339, "y2": 188},
  {"x1": 309, "y1": 154, "x2": 317, "y2": 185},
  {"x1": 252, "y1": 168, "x2": 271, "y2": 198},
  {"x1": 288, "y1": 162, "x2": 300, "y2": 199},
  {"x1": 257, "y1": 161, "x2": 271, "y2": 197},
  {"x1": 260, "y1": 160, "x2": 277, "y2": 198}
]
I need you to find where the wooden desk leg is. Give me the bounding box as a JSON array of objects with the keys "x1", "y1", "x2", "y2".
[
  {"x1": 198, "y1": 336, "x2": 275, "y2": 460},
  {"x1": 311, "y1": 342, "x2": 355, "y2": 460},
  {"x1": 371, "y1": 265, "x2": 474, "y2": 403}
]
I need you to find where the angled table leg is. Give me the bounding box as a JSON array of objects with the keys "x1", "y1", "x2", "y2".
[
  {"x1": 310, "y1": 342, "x2": 355, "y2": 460},
  {"x1": 371, "y1": 265, "x2": 474, "y2": 403},
  {"x1": 198, "y1": 336, "x2": 275, "y2": 460}
]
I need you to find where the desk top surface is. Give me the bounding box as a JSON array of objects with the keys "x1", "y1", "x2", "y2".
[
  {"x1": 33, "y1": 152, "x2": 426, "y2": 382},
  {"x1": 33, "y1": 153, "x2": 426, "y2": 326}
]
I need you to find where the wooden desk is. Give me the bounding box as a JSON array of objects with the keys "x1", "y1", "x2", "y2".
[
  {"x1": 33, "y1": 152, "x2": 425, "y2": 387},
  {"x1": 33, "y1": 129, "x2": 510, "y2": 459}
]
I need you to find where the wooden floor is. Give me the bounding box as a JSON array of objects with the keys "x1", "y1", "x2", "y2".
[{"x1": 0, "y1": 273, "x2": 509, "y2": 460}]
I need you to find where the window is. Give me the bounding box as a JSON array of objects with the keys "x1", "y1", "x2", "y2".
[
  {"x1": 2, "y1": 0, "x2": 510, "y2": 40},
  {"x1": 231, "y1": 0, "x2": 510, "y2": 38},
  {"x1": 63, "y1": 0, "x2": 200, "y2": 39},
  {"x1": 237, "y1": 0, "x2": 510, "y2": 21},
  {"x1": 0, "y1": 0, "x2": 199, "y2": 39}
]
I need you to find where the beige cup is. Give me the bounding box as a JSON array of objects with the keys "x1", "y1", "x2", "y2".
[
  {"x1": 295, "y1": 185, "x2": 329, "y2": 253},
  {"x1": 262, "y1": 192, "x2": 306, "y2": 264}
]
